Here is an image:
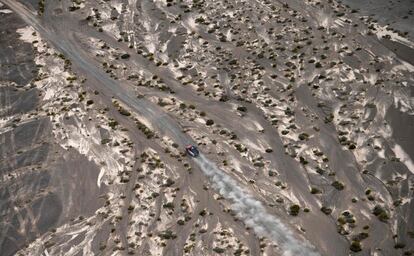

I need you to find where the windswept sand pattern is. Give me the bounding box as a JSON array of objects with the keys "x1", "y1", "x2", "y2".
[{"x1": 1, "y1": 0, "x2": 414, "y2": 255}]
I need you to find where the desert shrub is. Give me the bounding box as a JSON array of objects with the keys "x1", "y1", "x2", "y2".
[
  {"x1": 162, "y1": 202, "x2": 174, "y2": 209},
  {"x1": 237, "y1": 106, "x2": 247, "y2": 112},
  {"x1": 206, "y1": 119, "x2": 214, "y2": 126},
  {"x1": 372, "y1": 205, "x2": 389, "y2": 222},
  {"x1": 353, "y1": 232, "x2": 369, "y2": 242},
  {"x1": 268, "y1": 170, "x2": 277, "y2": 176},
  {"x1": 163, "y1": 178, "x2": 175, "y2": 187},
  {"x1": 299, "y1": 157, "x2": 308, "y2": 165},
  {"x1": 331, "y1": 181, "x2": 345, "y2": 190},
  {"x1": 349, "y1": 241, "x2": 361, "y2": 252},
  {"x1": 118, "y1": 107, "x2": 131, "y2": 116},
  {"x1": 68, "y1": 3, "x2": 80, "y2": 11},
  {"x1": 213, "y1": 247, "x2": 225, "y2": 254},
  {"x1": 158, "y1": 230, "x2": 176, "y2": 240},
  {"x1": 195, "y1": 16, "x2": 205, "y2": 23},
  {"x1": 136, "y1": 120, "x2": 155, "y2": 139},
  {"x1": 321, "y1": 206, "x2": 332, "y2": 215},
  {"x1": 121, "y1": 53, "x2": 130, "y2": 59},
  {"x1": 310, "y1": 187, "x2": 321, "y2": 194},
  {"x1": 108, "y1": 120, "x2": 118, "y2": 129},
  {"x1": 298, "y1": 133, "x2": 309, "y2": 140},
  {"x1": 337, "y1": 217, "x2": 346, "y2": 225},
  {"x1": 324, "y1": 113, "x2": 334, "y2": 123},
  {"x1": 395, "y1": 242, "x2": 406, "y2": 249},
  {"x1": 38, "y1": 0, "x2": 45, "y2": 15},
  {"x1": 66, "y1": 76, "x2": 77, "y2": 81},
  {"x1": 289, "y1": 204, "x2": 300, "y2": 216},
  {"x1": 234, "y1": 144, "x2": 247, "y2": 153},
  {"x1": 254, "y1": 161, "x2": 264, "y2": 167},
  {"x1": 315, "y1": 167, "x2": 325, "y2": 175}
]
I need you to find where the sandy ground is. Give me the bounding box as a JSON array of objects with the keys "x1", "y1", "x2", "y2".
[{"x1": 0, "y1": 0, "x2": 414, "y2": 255}]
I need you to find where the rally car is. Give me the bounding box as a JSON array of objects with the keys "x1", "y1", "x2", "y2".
[{"x1": 185, "y1": 145, "x2": 199, "y2": 157}]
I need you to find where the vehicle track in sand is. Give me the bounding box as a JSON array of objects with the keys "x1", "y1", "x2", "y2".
[{"x1": 1, "y1": 0, "x2": 319, "y2": 255}]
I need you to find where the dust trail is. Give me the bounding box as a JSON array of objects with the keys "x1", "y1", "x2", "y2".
[
  {"x1": 194, "y1": 154, "x2": 320, "y2": 256},
  {"x1": 0, "y1": 1, "x2": 318, "y2": 254}
]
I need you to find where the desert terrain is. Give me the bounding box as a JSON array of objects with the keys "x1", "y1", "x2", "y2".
[{"x1": 0, "y1": 0, "x2": 413, "y2": 255}]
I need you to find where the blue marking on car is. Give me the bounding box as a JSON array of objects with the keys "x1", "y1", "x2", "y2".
[{"x1": 185, "y1": 145, "x2": 199, "y2": 157}]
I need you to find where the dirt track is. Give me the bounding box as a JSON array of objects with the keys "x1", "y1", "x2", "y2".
[{"x1": 1, "y1": 0, "x2": 414, "y2": 255}]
